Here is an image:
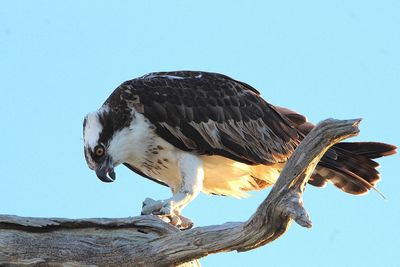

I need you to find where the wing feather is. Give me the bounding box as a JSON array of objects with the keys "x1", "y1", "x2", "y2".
[{"x1": 106, "y1": 71, "x2": 302, "y2": 165}]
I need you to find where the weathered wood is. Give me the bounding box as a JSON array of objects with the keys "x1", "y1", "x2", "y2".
[{"x1": 0, "y1": 118, "x2": 361, "y2": 267}]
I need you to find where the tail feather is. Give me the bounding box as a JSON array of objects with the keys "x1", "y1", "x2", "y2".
[
  {"x1": 312, "y1": 141, "x2": 396, "y2": 195},
  {"x1": 274, "y1": 105, "x2": 397, "y2": 195},
  {"x1": 323, "y1": 146, "x2": 380, "y2": 184},
  {"x1": 311, "y1": 166, "x2": 372, "y2": 195},
  {"x1": 335, "y1": 142, "x2": 397, "y2": 159}
]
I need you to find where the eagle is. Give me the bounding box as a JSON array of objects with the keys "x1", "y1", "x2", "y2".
[{"x1": 83, "y1": 71, "x2": 396, "y2": 227}]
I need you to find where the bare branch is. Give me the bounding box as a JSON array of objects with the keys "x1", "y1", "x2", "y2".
[{"x1": 0, "y1": 118, "x2": 360, "y2": 266}]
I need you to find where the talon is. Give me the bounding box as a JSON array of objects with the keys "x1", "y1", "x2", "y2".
[
  {"x1": 169, "y1": 215, "x2": 181, "y2": 226},
  {"x1": 177, "y1": 215, "x2": 194, "y2": 230}
]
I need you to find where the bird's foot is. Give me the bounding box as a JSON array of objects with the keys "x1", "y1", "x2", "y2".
[
  {"x1": 159, "y1": 213, "x2": 193, "y2": 230},
  {"x1": 141, "y1": 197, "x2": 193, "y2": 230},
  {"x1": 141, "y1": 197, "x2": 173, "y2": 216}
]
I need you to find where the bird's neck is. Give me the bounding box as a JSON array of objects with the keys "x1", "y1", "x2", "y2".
[{"x1": 108, "y1": 112, "x2": 155, "y2": 167}]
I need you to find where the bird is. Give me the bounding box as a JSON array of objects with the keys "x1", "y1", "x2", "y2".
[{"x1": 83, "y1": 71, "x2": 396, "y2": 228}]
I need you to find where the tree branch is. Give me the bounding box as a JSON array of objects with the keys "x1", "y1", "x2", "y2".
[{"x1": 0, "y1": 118, "x2": 361, "y2": 266}]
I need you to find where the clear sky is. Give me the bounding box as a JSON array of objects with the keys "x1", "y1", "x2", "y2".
[{"x1": 0, "y1": 1, "x2": 399, "y2": 266}]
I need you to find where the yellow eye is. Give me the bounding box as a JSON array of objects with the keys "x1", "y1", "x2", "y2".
[{"x1": 94, "y1": 145, "x2": 105, "y2": 157}]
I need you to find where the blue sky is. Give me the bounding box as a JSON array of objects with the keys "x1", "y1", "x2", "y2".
[{"x1": 0, "y1": 1, "x2": 399, "y2": 266}]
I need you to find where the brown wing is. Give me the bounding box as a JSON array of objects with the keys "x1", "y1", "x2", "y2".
[{"x1": 106, "y1": 71, "x2": 301, "y2": 165}]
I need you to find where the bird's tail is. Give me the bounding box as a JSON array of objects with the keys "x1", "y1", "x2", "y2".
[
  {"x1": 310, "y1": 142, "x2": 396, "y2": 195},
  {"x1": 273, "y1": 105, "x2": 397, "y2": 195}
]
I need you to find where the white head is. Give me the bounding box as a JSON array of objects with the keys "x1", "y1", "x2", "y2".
[{"x1": 83, "y1": 106, "x2": 134, "y2": 183}]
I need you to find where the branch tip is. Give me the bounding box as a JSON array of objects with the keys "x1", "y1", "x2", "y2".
[
  {"x1": 282, "y1": 196, "x2": 312, "y2": 228},
  {"x1": 293, "y1": 210, "x2": 312, "y2": 228}
]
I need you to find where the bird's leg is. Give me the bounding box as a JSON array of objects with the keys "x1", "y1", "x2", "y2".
[{"x1": 141, "y1": 153, "x2": 204, "y2": 229}]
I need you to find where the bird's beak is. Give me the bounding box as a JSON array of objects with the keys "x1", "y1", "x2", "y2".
[{"x1": 95, "y1": 156, "x2": 116, "y2": 183}]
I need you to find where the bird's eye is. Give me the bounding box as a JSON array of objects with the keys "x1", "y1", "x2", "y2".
[{"x1": 94, "y1": 145, "x2": 105, "y2": 157}]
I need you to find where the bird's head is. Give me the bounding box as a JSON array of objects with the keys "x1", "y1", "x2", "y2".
[{"x1": 83, "y1": 106, "x2": 133, "y2": 183}]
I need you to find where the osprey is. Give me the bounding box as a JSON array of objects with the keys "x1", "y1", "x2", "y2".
[{"x1": 83, "y1": 71, "x2": 396, "y2": 227}]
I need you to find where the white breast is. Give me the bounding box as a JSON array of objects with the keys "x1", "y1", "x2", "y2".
[
  {"x1": 115, "y1": 111, "x2": 283, "y2": 197},
  {"x1": 112, "y1": 112, "x2": 183, "y2": 191}
]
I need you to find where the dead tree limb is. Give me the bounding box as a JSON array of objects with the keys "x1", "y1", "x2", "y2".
[{"x1": 0, "y1": 118, "x2": 361, "y2": 267}]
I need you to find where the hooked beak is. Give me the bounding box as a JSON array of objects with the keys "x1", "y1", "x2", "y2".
[{"x1": 95, "y1": 156, "x2": 116, "y2": 183}]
